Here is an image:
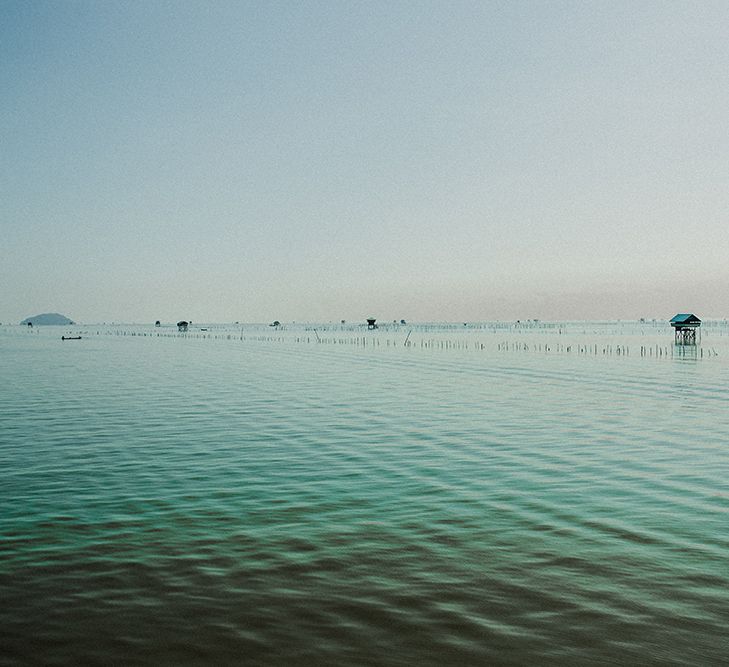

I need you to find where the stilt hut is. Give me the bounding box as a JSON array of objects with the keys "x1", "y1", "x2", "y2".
[
  {"x1": 177, "y1": 320, "x2": 189, "y2": 332},
  {"x1": 670, "y1": 314, "x2": 701, "y2": 345},
  {"x1": 366, "y1": 317, "x2": 377, "y2": 330}
]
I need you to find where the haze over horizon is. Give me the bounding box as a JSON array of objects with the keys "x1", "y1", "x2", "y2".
[{"x1": 3, "y1": 1, "x2": 729, "y2": 324}]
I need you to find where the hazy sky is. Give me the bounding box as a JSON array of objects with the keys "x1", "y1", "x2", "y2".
[{"x1": 3, "y1": 0, "x2": 728, "y2": 323}]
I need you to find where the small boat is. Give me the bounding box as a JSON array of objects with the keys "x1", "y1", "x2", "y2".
[{"x1": 61, "y1": 336, "x2": 82, "y2": 340}]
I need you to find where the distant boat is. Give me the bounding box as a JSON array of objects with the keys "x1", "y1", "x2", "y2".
[{"x1": 61, "y1": 336, "x2": 82, "y2": 340}]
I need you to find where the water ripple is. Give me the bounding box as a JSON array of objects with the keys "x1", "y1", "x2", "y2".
[{"x1": 1, "y1": 329, "x2": 728, "y2": 665}]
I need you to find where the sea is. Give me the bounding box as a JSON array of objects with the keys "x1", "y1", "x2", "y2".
[{"x1": 1, "y1": 320, "x2": 728, "y2": 666}]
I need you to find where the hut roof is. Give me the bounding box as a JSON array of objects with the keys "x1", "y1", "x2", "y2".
[{"x1": 670, "y1": 313, "x2": 701, "y2": 326}]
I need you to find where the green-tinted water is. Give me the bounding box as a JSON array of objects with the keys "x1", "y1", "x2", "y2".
[{"x1": 1, "y1": 324, "x2": 728, "y2": 665}]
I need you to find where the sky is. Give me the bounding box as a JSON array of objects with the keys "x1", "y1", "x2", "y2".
[{"x1": 2, "y1": 0, "x2": 729, "y2": 324}]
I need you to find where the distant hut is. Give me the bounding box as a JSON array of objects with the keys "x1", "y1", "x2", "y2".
[
  {"x1": 670, "y1": 313, "x2": 701, "y2": 345},
  {"x1": 27, "y1": 322, "x2": 33, "y2": 328},
  {"x1": 177, "y1": 320, "x2": 189, "y2": 332},
  {"x1": 155, "y1": 320, "x2": 161, "y2": 327},
  {"x1": 367, "y1": 317, "x2": 377, "y2": 330}
]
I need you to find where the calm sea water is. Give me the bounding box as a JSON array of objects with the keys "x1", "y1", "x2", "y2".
[{"x1": 2, "y1": 323, "x2": 728, "y2": 665}]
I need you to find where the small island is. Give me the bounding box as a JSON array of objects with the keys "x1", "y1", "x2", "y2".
[{"x1": 20, "y1": 313, "x2": 75, "y2": 326}]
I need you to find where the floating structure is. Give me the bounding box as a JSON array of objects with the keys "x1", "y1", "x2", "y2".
[
  {"x1": 367, "y1": 318, "x2": 377, "y2": 330},
  {"x1": 177, "y1": 320, "x2": 189, "y2": 332},
  {"x1": 670, "y1": 313, "x2": 701, "y2": 345}
]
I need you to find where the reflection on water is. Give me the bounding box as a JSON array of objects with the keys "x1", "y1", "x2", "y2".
[{"x1": 1, "y1": 323, "x2": 728, "y2": 665}]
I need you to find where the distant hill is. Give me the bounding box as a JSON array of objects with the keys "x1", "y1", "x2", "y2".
[{"x1": 20, "y1": 313, "x2": 75, "y2": 326}]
